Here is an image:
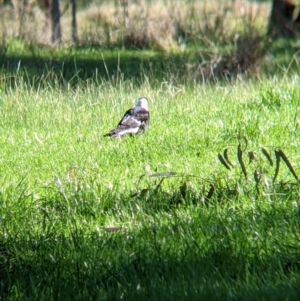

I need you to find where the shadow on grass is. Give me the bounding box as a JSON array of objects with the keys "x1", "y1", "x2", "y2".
[
  {"x1": 0, "y1": 36, "x2": 299, "y2": 89},
  {"x1": 1, "y1": 204, "x2": 300, "y2": 300},
  {"x1": 0, "y1": 47, "x2": 190, "y2": 88}
]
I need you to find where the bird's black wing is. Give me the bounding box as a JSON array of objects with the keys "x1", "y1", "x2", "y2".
[
  {"x1": 104, "y1": 109, "x2": 140, "y2": 137},
  {"x1": 104, "y1": 107, "x2": 149, "y2": 138}
]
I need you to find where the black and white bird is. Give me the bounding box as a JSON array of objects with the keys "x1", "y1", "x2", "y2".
[{"x1": 104, "y1": 97, "x2": 150, "y2": 138}]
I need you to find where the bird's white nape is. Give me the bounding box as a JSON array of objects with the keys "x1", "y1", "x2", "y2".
[{"x1": 135, "y1": 97, "x2": 148, "y2": 110}]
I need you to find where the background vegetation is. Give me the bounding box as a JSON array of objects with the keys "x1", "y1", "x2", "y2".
[{"x1": 0, "y1": 0, "x2": 300, "y2": 300}]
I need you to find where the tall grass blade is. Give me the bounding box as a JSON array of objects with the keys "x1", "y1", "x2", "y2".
[
  {"x1": 179, "y1": 182, "x2": 187, "y2": 198},
  {"x1": 224, "y1": 148, "x2": 234, "y2": 167},
  {"x1": 278, "y1": 150, "x2": 299, "y2": 181},
  {"x1": 205, "y1": 184, "x2": 215, "y2": 202},
  {"x1": 261, "y1": 147, "x2": 273, "y2": 166},
  {"x1": 149, "y1": 172, "x2": 177, "y2": 177},
  {"x1": 254, "y1": 170, "x2": 260, "y2": 185},
  {"x1": 154, "y1": 178, "x2": 165, "y2": 193},
  {"x1": 218, "y1": 153, "x2": 231, "y2": 170},
  {"x1": 237, "y1": 143, "x2": 247, "y2": 178},
  {"x1": 273, "y1": 150, "x2": 281, "y2": 183},
  {"x1": 248, "y1": 151, "x2": 255, "y2": 164}
]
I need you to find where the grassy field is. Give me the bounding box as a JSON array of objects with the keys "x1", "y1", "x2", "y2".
[
  {"x1": 1, "y1": 74, "x2": 300, "y2": 300},
  {"x1": 0, "y1": 0, "x2": 300, "y2": 300}
]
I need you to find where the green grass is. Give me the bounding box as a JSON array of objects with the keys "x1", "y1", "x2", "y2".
[
  {"x1": 1, "y1": 1, "x2": 300, "y2": 298},
  {"x1": 0, "y1": 38, "x2": 193, "y2": 86},
  {"x1": 1, "y1": 36, "x2": 300, "y2": 87},
  {"x1": 0, "y1": 74, "x2": 300, "y2": 300}
]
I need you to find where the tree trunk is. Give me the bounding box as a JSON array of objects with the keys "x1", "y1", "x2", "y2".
[
  {"x1": 70, "y1": 0, "x2": 78, "y2": 44},
  {"x1": 50, "y1": 0, "x2": 61, "y2": 44},
  {"x1": 268, "y1": 0, "x2": 299, "y2": 38},
  {"x1": 122, "y1": 0, "x2": 129, "y2": 29}
]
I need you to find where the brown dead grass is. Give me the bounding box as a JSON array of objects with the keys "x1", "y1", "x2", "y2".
[
  {"x1": 74, "y1": 0, "x2": 270, "y2": 50},
  {"x1": 198, "y1": 34, "x2": 270, "y2": 81},
  {"x1": 0, "y1": 0, "x2": 271, "y2": 48},
  {"x1": 0, "y1": 0, "x2": 272, "y2": 79}
]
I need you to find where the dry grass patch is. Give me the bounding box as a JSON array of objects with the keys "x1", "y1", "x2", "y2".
[
  {"x1": 75, "y1": 0, "x2": 270, "y2": 50},
  {"x1": 78, "y1": 0, "x2": 270, "y2": 51},
  {"x1": 0, "y1": 0, "x2": 276, "y2": 81},
  {"x1": 0, "y1": 0, "x2": 271, "y2": 49}
]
